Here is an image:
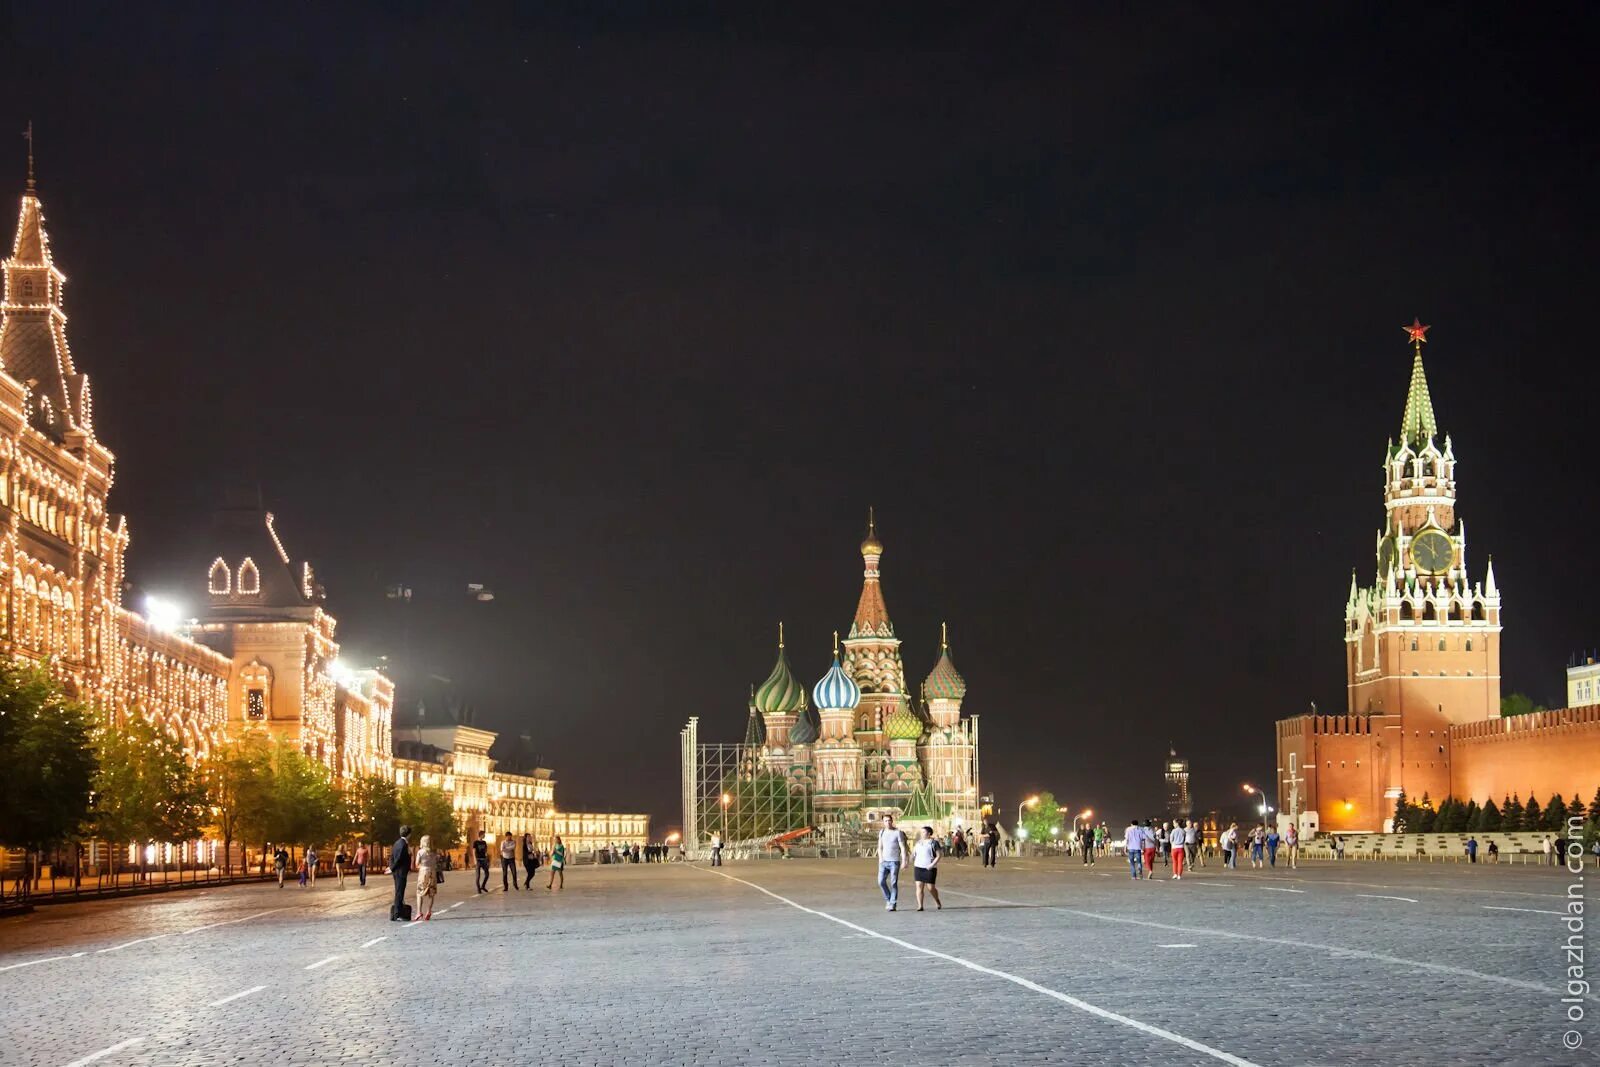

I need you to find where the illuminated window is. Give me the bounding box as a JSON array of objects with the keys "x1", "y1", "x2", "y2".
[
  {"x1": 237, "y1": 557, "x2": 260, "y2": 595},
  {"x1": 247, "y1": 689, "x2": 266, "y2": 720},
  {"x1": 208, "y1": 558, "x2": 231, "y2": 595}
]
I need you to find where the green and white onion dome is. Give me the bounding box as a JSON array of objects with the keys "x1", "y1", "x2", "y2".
[
  {"x1": 884, "y1": 702, "x2": 924, "y2": 741},
  {"x1": 754, "y1": 637, "x2": 807, "y2": 715},
  {"x1": 812, "y1": 655, "x2": 861, "y2": 711}
]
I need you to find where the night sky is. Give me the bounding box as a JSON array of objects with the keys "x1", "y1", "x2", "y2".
[{"x1": 3, "y1": 7, "x2": 1595, "y2": 828}]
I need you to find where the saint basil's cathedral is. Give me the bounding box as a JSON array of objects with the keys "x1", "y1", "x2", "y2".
[{"x1": 737, "y1": 514, "x2": 980, "y2": 831}]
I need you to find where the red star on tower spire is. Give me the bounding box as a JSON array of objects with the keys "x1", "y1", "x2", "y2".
[{"x1": 1403, "y1": 318, "x2": 1430, "y2": 346}]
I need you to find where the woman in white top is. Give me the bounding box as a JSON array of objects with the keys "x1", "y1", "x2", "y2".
[
  {"x1": 415, "y1": 835, "x2": 438, "y2": 921},
  {"x1": 912, "y1": 826, "x2": 943, "y2": 912}
]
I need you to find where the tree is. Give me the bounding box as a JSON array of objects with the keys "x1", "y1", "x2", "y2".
[
  {"x1": 1441, "y1": 797, "x2": 1471, "y2": 833},
  {"x1": 1464, "y1": 799, "x2": 1482, "y2": 831},
  {"x1": 1521, "y1": 793, "x2": 1542, "y2": 832},
  {"x1": 1502, "y1": 794, "x2": 1522, "y2": 830},
  {"x1": 1479, "y1": 797, "x2": 1501, "y2": 831},
  {"x1": 90, "y1": 716, "x2": 207, "y2": 881},
  {"x1": 398, "y1": 783, "x2": 461, "y2": 851},
  {"x1": 1434, "y1": 797, "x2": 1458, "y2": 832},
  {"x1": 1019, "y1": 791, "x2": 1064, "y2": 846},
  {"x1": 265, "y1": 742, "x2": 343, "y2": 853},
  {"x1": 1392, "y1": 790, "x2": 1410, "y2": 832},
  {"x1": 1412, "y1": 792, "x2": 1435, "y2": 833},
  {"x1": 1568, "y1": 793, "x2": 1588, "y2": 829},
  {"x1": 1545, "y1": 794, "x2": 1568, "y2": 832},
  {"x1": 200, "y1": 737, "x2": 275, "y2": 873},
  {"x1": 347, "y1": 775, "x2": 401, "y2": 861},
  {"x1": 0, "y1": 662, "x2": 98, "y2": 892},
  {"x1": 1500, "y1": 692, "x2": 1545, "y2": 717}
]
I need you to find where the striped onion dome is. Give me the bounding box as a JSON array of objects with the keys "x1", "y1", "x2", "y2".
[
  {"x1": 812, "y1": 653, "x2": 861, "y2": 711},
  {"x1": 788, "y1": 705, "x2": 820, "y2": 746},
  {"x1": 921, "y1": 623, "x2": 967, "y2": 701},
  {"x1": 884, "y1": 702, "x2": 924, "y2": 741},
  {"x1": 754, "y1": 632, "x2": 807, "y2": 715}
]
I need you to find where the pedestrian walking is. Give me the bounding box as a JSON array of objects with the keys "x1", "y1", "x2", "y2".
[
  {"x1": 1123, "y1": 818, "x2": 1143, "y2": 881},
  {"x1": 1221, "y1": 823, "x2": 1239, "y2": 869},
  {"x1": 1169, "y1": 820, "x2": 1187, "y2": 880},
  {"x1": 390, "y1": 825, "x2": 412, "y2": 922},
  {"x1": 710, "y1": 831, "x2": 724, "y2": 867},
  {"x1": 414, "y1": 835, "x2": 438, "y2": 920},
  {"x1": 1333, "y1": 834, "x2": 1345, "y2": 860},
  {"x1": 876, "y1": 814, "x2": 910, "y2": 911},
  {"x1": 499, "y1": 830, "x2": 519, "y2": 891},
  {"x1": 471, "y1": 830, "x2": 491, "y2": 893},
  {"x1": 521, "y1": 833, "x2": 539, "y2": 889},
  {"x1": 1081, "y1": 826, "x2": 1095, "y2": 865},
  {"x1": 547, "y1": 836, "x2": 566, "y2": 890},
  {"x1": 1158, "y1": 823, "x2": 1170, "y2": 867},
  {"x1": 335, "y1": 846, "x2": 347, "y2": 887},
  {"x1": 1190, "y1": 825, "x2": 1205, "y2": 868},
  {"x1": 912, "y1": 825, "x2": 942, "y2": 912},
  {"x1": 1141, "y1": 821, "x2": 1157, "y2": 879},
  {"x1": 1284, "y1": 823, "x2": 1298, "y2": 869},
  {"x1": 355, "y1": 841, "x2": 369, "y2": 887},
  {"x1": 1266, "y1": 828, "x2": 1280, "y2": 867},
  {"x1": 1249, "y1": 827, "x2": 1265, "y2": 869},
  {"x1": 304, "y1": 845, "x2": 319, "y2": 886},
  {"x1": 273, "y1": 846, "x2": 289, "y2": 888}
]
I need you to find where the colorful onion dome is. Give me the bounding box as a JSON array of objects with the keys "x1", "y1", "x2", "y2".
[
  {"x1": 754, "y1": 623, "x2": 807, "y2": 714},
  {"x1": 884, "y1": 701, "x2": 924, "y2": 741},
  {"x1": 788, "y1": 705, "x2": 820, "y2": 746},
  {"x1": 812, "y1": 632, "x2": 861, "y2": 710},
  {"x1": 859, "y1": 506, "x2": 883, "y2": 557},
  {"x1": 921, "y1": 622, "x2": 967, "y2": 701}
]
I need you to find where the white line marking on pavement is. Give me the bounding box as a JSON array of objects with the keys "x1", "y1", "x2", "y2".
[
  {"x1": 949, "y1": 888, "x2": 1595, "y2": 1003},
  {"x1": 1159, "y1": 943, "x2": 1198, "y2": 948},
  {"x1": 97, "y1": 935, "x2": 166, "y2": 954},
  {"x1": 449, "y1": 901, "x2": 464, "y2": 910},
  {"x1": 181, "y1": 908, "x2": 285, "y2": 935},
  {"x1": 703, "y1": 868, "x2": 1261, "y2": 1067},
  {"x1": 207, "y1": 985, "x2": 266, "y2": 1007},
  {"x1": 1356, "y1": 894, "x2": 1419, "y2": 904},
  {"x1": 360, "y1": 936, "x2": 387, "y2": 948},
  {"x1": 0, "y1": 954, "x2": 76, "y2": 973},
  {"x1": 1257, "y1": 887, "x2": 1306, "y2": 893},
  {"x1": 304, "y1": 955, "x2": 340, "y2": 970},
  {"x1": 62, "y1": 1036, "x2": 144, "y2": 1066},
  {"x1": 1482, "y1": 905, "x2": 1566, "y2": 916}
]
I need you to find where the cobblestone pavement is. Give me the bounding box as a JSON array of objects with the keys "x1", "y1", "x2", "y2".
[{"x1": 0, "y1": 856, "x2": 1593, "y2": 1066}]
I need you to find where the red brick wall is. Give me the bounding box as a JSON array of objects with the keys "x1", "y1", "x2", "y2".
[{"x1": 1450, "y1": 707, "x2": 1600, "y2": 805}]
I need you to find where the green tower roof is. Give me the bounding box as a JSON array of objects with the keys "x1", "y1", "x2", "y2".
[
  {"x1": 1400, "y1": 320, "x2": 1437, "y2": 449},
  {"x1": 753, "y1": 623, "x2": 808, "y2": 715}
]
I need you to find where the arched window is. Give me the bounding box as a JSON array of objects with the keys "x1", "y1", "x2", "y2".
[
  {"x1": 1465, "y1": 638, "x2": 1473, "y2": 652},
  {"x1": 1410, "y1": 638, "x2": 1418, "y2": 652},
  {"x1": 237, "y1": 557, "x2": 260, "y2": 595},
  {"x1": 1438, "y1": 639, "x2": 1447, "y2": 652},
  {"x1": 208, "y1": 558, "x2": 231, "y2": 595}
]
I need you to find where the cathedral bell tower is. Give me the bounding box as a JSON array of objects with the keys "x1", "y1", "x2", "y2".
[{"x1": 1345, "y1": 321, "x2": 1502, "y2": 727}]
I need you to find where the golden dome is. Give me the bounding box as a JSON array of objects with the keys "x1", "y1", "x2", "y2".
[{"x1": 859, "y1": 507, "x2": 883, "y2": 556}]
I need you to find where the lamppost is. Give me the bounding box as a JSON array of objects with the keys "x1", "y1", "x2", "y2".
[
  {"x1": 1243, "y1": 784, "x2": 1275, "y2": 829},
  {"x1": 1016, "y1": 795, "x2": 1039, "y2": 855},
  {"x1": 721, "y1": 793, "x2": 731, "y2": 841}
]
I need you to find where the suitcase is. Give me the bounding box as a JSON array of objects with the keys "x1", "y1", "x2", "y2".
[{"x1": 391, "y1": 901, "x2": 412, "y2": 922}]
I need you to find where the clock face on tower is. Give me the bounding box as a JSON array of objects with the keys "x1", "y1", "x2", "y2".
[
  {"x1": 1410, "y1": 529, "x2": 1454, "y2": 574},
  {"x1": 1377, "y1": 535, "x2": 1398, "y2": 576}
]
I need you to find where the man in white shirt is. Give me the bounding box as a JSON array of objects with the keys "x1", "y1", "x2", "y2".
[
  {"x1": 877, "y1": 814, "x2": 911, "y2": 911},
  {"x1": 1123, "y1": 819, "x2": 1144, "y2": 881}
]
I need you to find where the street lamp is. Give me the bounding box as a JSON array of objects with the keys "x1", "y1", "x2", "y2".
[
  {"x1": 1017, "y1": 794, "x2": 1039, "y2": 830},
  {"x1": 721, "y1": 793, "x2": 731, "y2": 840},
  {"x1": 1243, "y1": 784, "x2": 1276, "y2": 829}
]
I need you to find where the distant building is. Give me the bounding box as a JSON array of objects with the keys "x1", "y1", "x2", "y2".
[
  {"x1": 1567, "y1": 655, "x2": 1600, "y2": 707},
  {"x1": 1163, "y1": 748, "x2": 1191, "y2": 820}
]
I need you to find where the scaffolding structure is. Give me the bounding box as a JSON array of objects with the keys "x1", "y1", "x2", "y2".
[{"x1": 681, "y1": 717, "x2": 814, "y2": 858}]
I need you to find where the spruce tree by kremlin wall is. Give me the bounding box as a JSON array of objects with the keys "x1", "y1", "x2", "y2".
[
  {"x1": 1392, "y1": 790, "x2": 1409, "y2": 831},
  {"x1": 1545, "y1": 794, "x2": 1568, "y2": 832},
  {"x1": 1479, "y1": 798, "x2": 1501, "y2": 831},
  {"x1": 1503, "y1": 794, "x2": 1523, "y2": 829},
  {"x1": 1522, "y1": 794, "x2": 1542, "y2": 831}
]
